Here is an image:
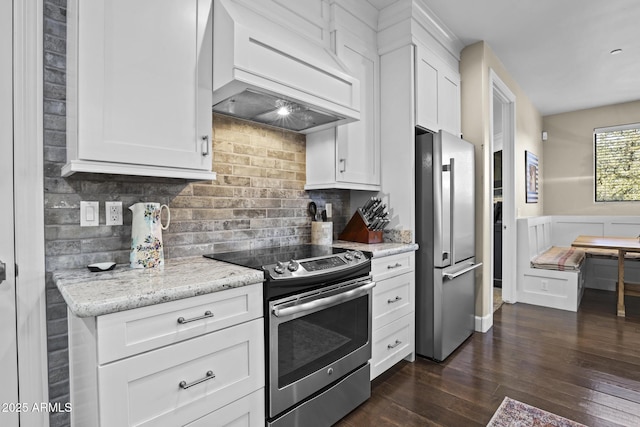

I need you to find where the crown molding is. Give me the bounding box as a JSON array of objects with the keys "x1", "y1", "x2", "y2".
[{"x1": 377, "y1": 0, "x2": 464, "y2": 63}]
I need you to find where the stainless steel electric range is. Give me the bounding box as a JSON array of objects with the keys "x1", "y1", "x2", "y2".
[{"x1": 205, "y1": 245, "x2": 373, "y2": 427}]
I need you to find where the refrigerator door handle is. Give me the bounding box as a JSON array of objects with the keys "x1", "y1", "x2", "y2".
[
  {"x1": 449, "y1": 158, "x2": 455, "y2": 264},
  {"x1": 443, "y1": 262, "x2": 483, "y2": 280},
  {"x1": 441, "y1": 162, "x2": 453, "y2": 266}
]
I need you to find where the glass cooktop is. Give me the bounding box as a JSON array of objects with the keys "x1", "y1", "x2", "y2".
[{"x1": 203, "y1": 244, "x2": 346, "y2": 270}]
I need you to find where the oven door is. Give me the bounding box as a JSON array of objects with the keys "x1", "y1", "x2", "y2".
[{"x1": 268, "y1": 277, "x2": 374, "y2": 418}]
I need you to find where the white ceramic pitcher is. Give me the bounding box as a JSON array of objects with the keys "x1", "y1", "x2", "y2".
[{"x1": 129, "y1": 202, "x2": 170, "y2": 268}]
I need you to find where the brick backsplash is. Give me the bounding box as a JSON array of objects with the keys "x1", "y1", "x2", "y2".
[{"x1": 43, "y1": 2, "x2": 349, "y2": 425}]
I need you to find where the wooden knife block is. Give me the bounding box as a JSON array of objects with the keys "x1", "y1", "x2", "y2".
[{"x1": 338, "y1": 209, "x2": 383, "y2": 244}]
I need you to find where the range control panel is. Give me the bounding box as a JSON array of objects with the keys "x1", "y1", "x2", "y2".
[{"x1": 264, "y1": 250, "x2": 367, "y2": 280}]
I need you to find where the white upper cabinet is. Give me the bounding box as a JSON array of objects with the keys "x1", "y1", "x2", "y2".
[
  {"x1": 335, "y1": 32, "x2": 380, "y2": 188},
  {"x1": 305, "y1": 3, "x2": 380, "y2": 191},
  {"x1": 64, "y1": 0, "x2": 216, "y2": 180},
  {"x1": 415, "y1": 43, "x2": 461, "y2": 136}
]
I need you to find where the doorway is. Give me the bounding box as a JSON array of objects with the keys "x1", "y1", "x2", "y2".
[{"x1": 489, "y1": 70, "x2": 516, "y2": 311}]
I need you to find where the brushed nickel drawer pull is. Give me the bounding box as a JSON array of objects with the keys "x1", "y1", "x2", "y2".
[
  {"x1": 179, "y1": 370, "x2": 215, "y2": 389},
  {"x1": 387, "y1": 262, "x2": 402, "y2": 269},
  {"x1": 177, "y1": 310, "x2": 213, "y2": 324},
  {"x1": 387, "y1": 296, "x2": 403, "y2": 304},
  {"x1": 387, "y1": 339, "x2": 402, "y2": 350}
]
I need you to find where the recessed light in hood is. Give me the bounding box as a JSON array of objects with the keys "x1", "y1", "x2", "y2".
[
  {"x1": 213, "y1": 89, "x2": 345, "y2": 133},
  {"x1": 212, "y1": 0, "x2": 360, "y2": 134}
]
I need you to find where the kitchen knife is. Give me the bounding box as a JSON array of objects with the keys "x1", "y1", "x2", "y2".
[
  {"x1": 362, "y1": 197, "x2": 375, "y2": 212},
  {"x1": 372, "y1": 203, "x2": 386, "y2": 218},
  {"x1": 361, "y1": 199, "x2": 374, "y2": 218},
  {"x1": 365, "y1": 199, "x2": 380, "y2": 220}
]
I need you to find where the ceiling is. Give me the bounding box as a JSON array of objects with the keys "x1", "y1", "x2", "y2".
[{"x1": 367, "y1": 0, "x2": 640, "y2": 116}]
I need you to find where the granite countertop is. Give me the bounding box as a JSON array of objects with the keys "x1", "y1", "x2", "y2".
[
  {"x1": 332, "y1": 240, "x2": 419, "y2": 258},
  {"x1": 54, "y1": 256, "x2": 264, "y2": 318}
]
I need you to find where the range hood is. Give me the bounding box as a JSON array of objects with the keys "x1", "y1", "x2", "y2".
[{"x1": 213, "y1": 0, "x2": 360, "y2": 133}]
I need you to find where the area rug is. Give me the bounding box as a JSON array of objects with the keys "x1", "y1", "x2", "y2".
[{"x1": 487, "y1": 397, "x2": 587, "y2": 427}]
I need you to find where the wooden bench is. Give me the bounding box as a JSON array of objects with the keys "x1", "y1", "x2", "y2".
[
  {"x1": 549, "y1": 216, "x2": 640, "y2": 292},
  {"x1": 516, "y1": 217, "x2": 586, "y2": 312}
]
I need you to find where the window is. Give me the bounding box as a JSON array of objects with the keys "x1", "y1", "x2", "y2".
[{"x1": 594, "y1": 123, "x2": 640, "y2": 202}]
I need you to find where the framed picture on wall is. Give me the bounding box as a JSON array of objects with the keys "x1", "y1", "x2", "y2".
[{"x1": 525, "y1": 151, "x2": 539, "y2": 203}]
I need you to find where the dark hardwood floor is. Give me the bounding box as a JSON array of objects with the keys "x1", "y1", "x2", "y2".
[{"x1": 337, "y1": 289, "x2": 640, "y2": 427}]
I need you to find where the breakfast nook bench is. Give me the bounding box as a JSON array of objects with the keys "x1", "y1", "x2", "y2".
[{"x1": 517, "y1": 216, "x2": 586, "y2": 312}]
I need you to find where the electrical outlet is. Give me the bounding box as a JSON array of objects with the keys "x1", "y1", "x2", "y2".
[
  {"x1": 80, "y1": 201, "x2": 99, "y2": 227},
  {"x1": 105, "y1": 201, "x2": 123, "y2": 226},
  {"x1": 541, "y1": 280, "x2": 548, "y2": 291}
]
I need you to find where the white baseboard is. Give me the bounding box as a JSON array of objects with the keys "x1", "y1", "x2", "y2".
[{"x1": 475, "y1": 313, "x2": 493, "y2": 333}]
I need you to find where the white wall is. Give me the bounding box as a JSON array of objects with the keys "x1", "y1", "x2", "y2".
[{"x1": 460, "y1": 41, "x2": 544, "y2": 319}]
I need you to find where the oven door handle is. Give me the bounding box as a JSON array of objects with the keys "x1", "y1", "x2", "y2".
[{"x1": 272, "y1": 281, "x2": 376, "y2": 318}]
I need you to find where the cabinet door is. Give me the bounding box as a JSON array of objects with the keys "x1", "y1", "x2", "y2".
[
  {"x1": 372, "y1": 272, "x2": 414, "y2": 331},
  {"x1": 415, "y1": 45, "x2": 439, "y2": 133},
  {"x1": 76, "y1": 0, "x2": 212, "y2": 170},
  {"x1": 97, "y1": 283, "x2": 263, "y2": 364},
  {"x1": 371, "y1": 251, "x2": 414, "y2": 281},
  {"x1": 371, "y1": 314, "x2": 413, "y2": 380},
  {"x1": 438, "y1": 66, "x2": 461, "y2": 136},
  {"x1": 334, "y1": 31, "x2": 380, "y2": 187},
  {"x1": 415, "y1": 45, "x2": 461, "y2": 135},
  {"x1": 185, "y1": 389, "x2": 264, "y2": 427},
  {"x1": 99, "y1": 318, "x2": 264, "y2": 427}
]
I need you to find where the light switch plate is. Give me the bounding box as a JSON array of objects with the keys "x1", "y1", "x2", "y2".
[{"x1": 80, "y1": 201, "x2": 99, "y2": 227}]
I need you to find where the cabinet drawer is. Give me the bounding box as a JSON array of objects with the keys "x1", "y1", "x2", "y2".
[
  {"x1": 371, "y1": 252, "x2": 414, "y2": 281},
  {"x1": 185, "y1": 388, "x2": 264, "y2": 427},
  {"x1": 371, "y1": 314, "x2": 414, "y2": 380},
  {"x1": 373, "y1": 272, "x2": 414, "y2": 330},
  {"x1": 99, "y1": 318, "x2": 265, "y2": 427},
  {"x1": 97, "y1": 283, "x2": 262, "y2": 363}
]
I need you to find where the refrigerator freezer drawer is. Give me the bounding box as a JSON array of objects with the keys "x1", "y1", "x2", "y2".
[{"x1": 436, "y1": 267, "x2": 476, "y2": 361}]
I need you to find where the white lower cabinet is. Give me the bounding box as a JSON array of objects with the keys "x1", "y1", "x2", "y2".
[
  {"x1": 372, "y1": 272, "x2": 413, "y2": 329},
  {"x1": 185, "y1": 389, "x2": 264, "y2": 427},
  {"x1": 371, "y1": 314, "x2": 414, "y2": 378},
  {"x1": 68, "y1": 283, "x2": 264, "y2": 426},
  {"x1": 370, "y1": 252, "x2": 416, "y2": 379}
]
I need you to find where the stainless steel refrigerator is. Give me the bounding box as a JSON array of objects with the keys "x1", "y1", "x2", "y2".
[{"x1": 415, "y1": 128, "x2": 482, "y2": 361}]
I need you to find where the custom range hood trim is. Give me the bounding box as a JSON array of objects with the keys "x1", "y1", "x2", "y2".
[{"x1": 213, "y1": 0, "x2": 360, "y2": 134}]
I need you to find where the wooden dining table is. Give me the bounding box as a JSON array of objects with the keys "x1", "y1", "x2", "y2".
[{"x1": 572, "y1": 235, "x2": 640, "y2": 317}]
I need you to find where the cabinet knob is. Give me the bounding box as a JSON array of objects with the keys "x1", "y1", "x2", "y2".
[
  {"x1": 339, "y1": 158, "x2": 346, "y2": 173},
  {"x1": 201, "y1": 135, "x2": 210, "y2": 157}
]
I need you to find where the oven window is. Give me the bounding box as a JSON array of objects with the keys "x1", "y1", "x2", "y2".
[{"x1": 277, "y1": 294, "x2": 368, "y2": 389}]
